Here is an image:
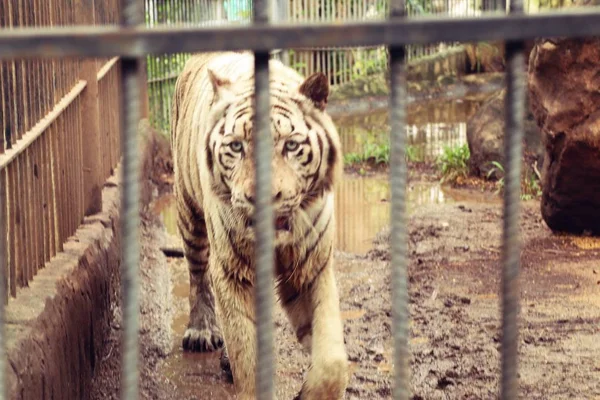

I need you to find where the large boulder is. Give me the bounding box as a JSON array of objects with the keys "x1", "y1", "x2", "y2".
[
  {"x1": 528, "y1": 38, "x2": 600, "y2": 234},
  {"x1": 466, "y1": 89, "x2": 543, "y2": 179}
]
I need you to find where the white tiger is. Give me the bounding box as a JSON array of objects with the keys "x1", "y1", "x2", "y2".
[{"x1": 170, "y1": 51, "x2": 348, "y2": 399}]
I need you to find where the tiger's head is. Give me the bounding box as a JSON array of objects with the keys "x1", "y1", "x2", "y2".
[{"x1": 202, "y1": 59, "x2": 342, "y2": 245}]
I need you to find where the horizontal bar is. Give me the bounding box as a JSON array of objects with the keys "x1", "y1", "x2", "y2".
[
  {"x1": 0, "y1": 81, "x2": 87, "y2": 171},
  {"x1": 0, "y1": 10, "x2": 600, "y2": 58},
  {"x1": 97, "y1": 56, "x2": 120, "y2": 81}
]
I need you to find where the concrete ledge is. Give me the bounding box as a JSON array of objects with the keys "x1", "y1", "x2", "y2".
[{"x1": 5, "y1": 169, "x2": 122, "y2": 400}]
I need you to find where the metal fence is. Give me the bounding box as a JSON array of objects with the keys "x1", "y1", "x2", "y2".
[
  {"x1": 2, "y1": 1, "x2": 600, "y2": 400},
  {"x1": 0, "y1": 0, "x2": 124, "y2": 302},
  {"x1": 144, "y1": 0, "x2": 576, "y2": 135},
  {"x1": 144, "y1": 0, "x2": 499, "y2": 133}
]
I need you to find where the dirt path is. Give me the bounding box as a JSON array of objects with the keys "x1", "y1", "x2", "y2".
[{"x1": 92, "y1": 194, "x2": 600, "y2": 400}]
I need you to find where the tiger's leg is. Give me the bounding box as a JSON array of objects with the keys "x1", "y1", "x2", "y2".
[
  {"x1": 177, "y1": 192, "x2": 223, "y2": 352},
  {"x1": 211, "y1": 263, "x2": 257, "y2": 400},
  {"x1": 280, "y1": 261, "x2": 348, "y2": 400}
]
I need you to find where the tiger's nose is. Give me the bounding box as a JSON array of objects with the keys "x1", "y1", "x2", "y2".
[{"x1": 244, "y1": 190, "x2": 285, "y2": 204}]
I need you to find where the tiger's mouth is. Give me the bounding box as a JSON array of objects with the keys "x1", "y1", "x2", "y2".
[
  {"x1": 275, "y1": 216, "x2": 291, "y2": 232},
  {"x1": 245, "y1": 215, "x2": 292, "y2": 232}
]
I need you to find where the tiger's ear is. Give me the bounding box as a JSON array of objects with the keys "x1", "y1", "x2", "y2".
[
  {"x1": 299, "y1": 72, "x2": 329, "y2": 111},
  {"x1": 207, "y1": 67, "x2": 234, "y2": 101}
]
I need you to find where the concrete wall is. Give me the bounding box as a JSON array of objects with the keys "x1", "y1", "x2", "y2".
[{"x1": 5, "y1": 173, "x2": 122, "y2": 400}]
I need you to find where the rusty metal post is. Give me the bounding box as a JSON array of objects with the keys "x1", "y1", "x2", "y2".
[{"x1": 75, "y1": 0, "x2": 103, "y2": 215}]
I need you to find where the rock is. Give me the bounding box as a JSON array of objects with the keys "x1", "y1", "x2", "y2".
[
  {"x1": 466, "y1": 89, "x2": 543, "y2": 179},
  {"x1": 528, "y1": 37, "x2": 600, "y2": 234}
]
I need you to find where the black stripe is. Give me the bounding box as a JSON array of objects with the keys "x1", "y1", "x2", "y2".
[
  {"x1": 296, "y1": 215, "x2": 332, "y2": 271},
  {"x1": 272, "y1": 105, "x2": 292, "y2": 117},
  {"x1": 296, "y1": 323, "x2": 312, "y2": 342},
  {"x1": 303, "y1": 204, "x2": 326, "y2": 239},
  {"x1": 221, "y1": 151, "x2": 236, "y2": 159},
  {"x1": 218, "y1": 153, "x2": 233, "y2": 171},
  {"x1": 301, "y1": 148, "x2": 313, "y2": 166},
  {"x1": 312, "y1": 133, "x2": 325, "y2": 188},
  {"x1": 219, "y1": 173, "x2": 231, "y2": 193},
  {"x1": 218, "y1": 212, "x2": 251, "y2": 267},
  {"x1": 185, "y1": 252, "x2": 208, "y2": 266},
  {"x1": 325, "y1": 132, "x2": 338, "y2": 180},
  {"x1": 234, "y1": 105, "x2": 252, "y2": 120},
  {"x1": 206, "y1": 141, "x2": 214, "y2": 172},
  {"x1": 183, "y1": 236, "x2": 207, "y2": 253},
  {"x1": 177, "y1": 219, "x2": 207, "y2": 243}
]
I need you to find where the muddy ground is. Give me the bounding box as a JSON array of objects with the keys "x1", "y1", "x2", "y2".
[
  {"x1": 90, "y1": 112, "x2": 600, "y2": 399},
  {"x1": 90, "y1": 172, "x2": 600, "y2": 399}
]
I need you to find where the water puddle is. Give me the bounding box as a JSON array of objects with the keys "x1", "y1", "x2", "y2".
[
  {"x1": 335, "y1": 98, "x2": 480, "y2": 162},
  {"x1": 157, "y1": 255, "x2": 237, "y2": 400}
]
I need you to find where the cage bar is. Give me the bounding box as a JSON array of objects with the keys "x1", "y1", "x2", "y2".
[
  {"x1": 253, "y1": 0, "x2": 275, "y2": 396},
  {"x1": 120, "y1": 0, "x2": 142, "y2": 400},
  {"x1": 389, "y1": 0, "x2": 410, "y2": 399},
  {"x1": 2, "y1": 12, "x2": 600, "y2": 58},
  {"x1": 501, "y1": 0, "x2": 526, "y2": 397},
  {"x1": 0, "y1": 167, "x2": 6, "y2": 399}
]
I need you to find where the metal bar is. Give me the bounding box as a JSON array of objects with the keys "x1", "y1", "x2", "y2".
[
  {"x1": 501, "y1": 0, "x2": 525, "y2": 396},
  {"x1": 389, "y1": 0, "x2": 409, "y2": 398},
  {"x1": 0, "y1": 168, "x2": 6, "y2": 398},
  {"x1": 253, "y1": 0, "x2": 274, "y2": 395},
  {"x1": 120, "y1": 0, "x2": 142, "y2": 400},
  {"x1": 1, "y1": 11, "x2": 600, "y2": 57}
]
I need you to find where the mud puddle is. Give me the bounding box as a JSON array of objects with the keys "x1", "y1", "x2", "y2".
[
  {"x1": 158, "y1": 256, "x2": 236, "y2": 400},
  {"x1": 158, "y1": 177, "x2": 473, "y2": 255}
]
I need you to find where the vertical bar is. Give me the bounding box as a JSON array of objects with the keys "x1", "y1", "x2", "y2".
[
  {"x1": 76, "y1": 0, "x2": 103, "y2": 216},
  {"x1": 0, "y1": 168, "x2": 6, "y2": 399},
  {"x1": 120, "y1": 0, "x2": 142, "y2": 399},
  {"x1": 389, "y1": 0, "x2": 409, "y2": 398},
  {"x1": 8, "y1": 164, "x2": 15, "y2": 297},
  {"x1": 253, "y1": 0, "x2": 274, "y2": 396},
  {"x1": 501, "y1": 0, "x2": 525, "y2": 397}
]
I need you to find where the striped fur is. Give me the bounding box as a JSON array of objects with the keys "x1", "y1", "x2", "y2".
[{"x1": 171, "y1": 52, "x2": 348, "y2": 399}]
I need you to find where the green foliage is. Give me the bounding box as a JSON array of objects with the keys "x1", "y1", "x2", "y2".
[
  {"x1": 436, "y1": 144, "x2": 470, "y2": 184},
  {"x1": 344, "y1": 142, "x2": 390, "y2": 165},
  {"x1": 487, "y1": 160, "x2": 505, "y2": 194},
  {"x1": 343, "y1": 142, "x2": 420, "y2": 166},
  {"x1": 405, "y1": 145, "x2": 419, "y2": 163},
  {"x1": 487, "y1": 160, "x2": 543, "y2": 200}
]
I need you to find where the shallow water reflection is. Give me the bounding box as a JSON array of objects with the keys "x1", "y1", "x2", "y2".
[
  {"x1": 334, "y1": 178, "x2": 450, "y2": 253},
  {"x1": 335, "y1": 99, "x2": 480, "y2": 162},
  {"x1": 159, "y1": 178, "x2": 451, "y2": 255}
]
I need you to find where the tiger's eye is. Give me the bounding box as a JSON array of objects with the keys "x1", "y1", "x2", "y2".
[
  {"x1": 285, "y1": 140, "x2": 299, "y2": 152},
  {"x1": 230, "y1": 141, "x2": 243, "y2": 153}
]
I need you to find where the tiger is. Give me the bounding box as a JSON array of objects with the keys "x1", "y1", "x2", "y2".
[{"x1": 170, "y1": 51, "x2": 348, "y2": 400}]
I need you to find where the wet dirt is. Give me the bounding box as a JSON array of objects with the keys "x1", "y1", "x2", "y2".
[
  {"x1": 145, "y1": 195, "x2": 600, "y2": 400},
  {"x1": 91, "y1": 98, "x2": 600, "y2": 399}
]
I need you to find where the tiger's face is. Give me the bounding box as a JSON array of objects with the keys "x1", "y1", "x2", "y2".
[{"x1": 202, "y1": 65, "x2": 341, "y2": 245}]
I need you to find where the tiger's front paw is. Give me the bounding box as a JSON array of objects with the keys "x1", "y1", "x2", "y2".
[
  {"x1": 300, "y1": 357, "x2": 348, "y2": 400},
  {"x1": 182, "y1": 325, "x2": 223, "y2": 352},
  {"x1": 183, "y1": 291, "x2": 224, "y2": 352}
]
